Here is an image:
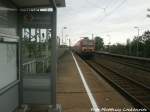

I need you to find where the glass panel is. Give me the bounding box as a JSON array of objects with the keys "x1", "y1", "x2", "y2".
[{"x1": 0, "y1": 43, "x2": 17, "y2": 89}]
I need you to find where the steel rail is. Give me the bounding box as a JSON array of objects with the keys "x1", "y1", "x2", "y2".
[
  {"x1": 85, "y1": 59, "x2": 150, "y2": 111},
  {"x1": 93, "y1": 58, "x2": 150, "y2": 88},
  {"x1": 100, "y1": 56, "x2": 150, "y2": 73},
  {"x1": 93, "y1": 60, "x2": 150, "y2": 90}
]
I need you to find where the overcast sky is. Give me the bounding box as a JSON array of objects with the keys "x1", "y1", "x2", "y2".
[{"x1": 57, "y1": 0, "x2": 150, "y2": 45}]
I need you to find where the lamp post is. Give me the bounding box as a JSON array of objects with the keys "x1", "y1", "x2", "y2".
[
  {"x1": 69, "y1": 38, "x2": 71, "y2": 49},
  {"x1": 66, "y1": 37, "x2": 71, "y2": 48},
  {"x1": 61, "y1": 27, "x2": 67, "y2": 45},
  {"x1": 134, "y1": 26, "x2": 140, "y2": 56},
  {"x1": 65, "y1": 34, "x2": 69, "y2": 46}
]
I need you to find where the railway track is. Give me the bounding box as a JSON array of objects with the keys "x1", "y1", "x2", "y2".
[
  {"x1": 85, "y1": 59, "x2": 150, "y2": 111},
  {"x1": 93, "y1": 56, "x2": 150, "y2": 87},
  {"x1": 98, "y1": 55, "x2": 150, "y2": 73}
]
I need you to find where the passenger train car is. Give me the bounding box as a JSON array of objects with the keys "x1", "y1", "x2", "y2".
[{"x1": 73, "y1": 37, "x2": 95, "y2": 57}]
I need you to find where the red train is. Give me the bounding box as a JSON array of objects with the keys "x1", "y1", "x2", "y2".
[{"x1": 73, "y1": 37, "x2": 95, "y2": 57}]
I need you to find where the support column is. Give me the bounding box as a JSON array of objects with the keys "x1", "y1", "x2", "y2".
[
  {"x1": 18, "y1": 11, "x2": 23, "y2": 106},
  {"x1": 51, "y1": 7, "x2": 57, "y2": 109}
]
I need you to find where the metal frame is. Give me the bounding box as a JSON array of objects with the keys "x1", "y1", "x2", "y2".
[
  {"x1": 0, "y1": 41, "x2": 18, "y2": 44},
  {"x1": 0, "y1": 80, "x2": 19, "y2": 95},
  {"x1": 0, "y1": 0, "x2": 65, "y2": 112},
  {"x1": 17, "y1": 6, "x2": 58, "y2": 108},
  {"x1": 0, "y1": 33, "x2": 18, "y2": 40},
  {"x1": 17, "y1": 10, "x2": 23, "y2": 106},
  {"x1": 8, "y1": 0, "x2": 61, "y2": 110},
  {"x1": 18, "y1": 7, "x2": 57, "y2": 106},
  {"x1": 50, "y1": 0, "x2": 57, "y2": 110},
  {"x1": 10, "y1": 0, "x2": 65, "y2": 9},
  {"x1": 5, "y1": 0, "x2": 19, "y2": 8}
]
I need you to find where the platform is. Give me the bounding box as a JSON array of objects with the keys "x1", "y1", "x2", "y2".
[
  {"x1": 57, "y1": 51, "x2": 134, "y2": 112},
  {"x1": 57, "y1": 51, "x2": 92, "y2": 112}
]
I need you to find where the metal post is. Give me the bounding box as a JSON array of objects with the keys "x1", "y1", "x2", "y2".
[
  {"x1": 39, "y1": 29, "x2": 41, "y2": 56},
  {"x1": 35, "y1": 61, "x2": 37, "y2": 73},
  {"x1": 29, "y1": 28, "x2": 31, "y2": 41},
  {"x1": 61, "y1": 27, "x2": 67, "y2": 45},
  {"x1": 134, "y1": 26, "x2": 140, "y2": 56},
  {"x1": 61, "y1": 28, "x2": 64, "y2": 45},
  {"x1": 17, "y1": 10, "x2": 23, "y2": 106},
  {"x1": 43, "y1": 61, "x2": 45, "y2": 72},
  {"x1": 129, "y1": 42, "x2": 131, "y2": 56},
  {"x1": 35, "y1": 29, "x2": 38, "y2": 58},
  {"x1": 51, "y1": 6, "x2": 57, "y2": 109},
  {"x1": 92, "y1": 33, "x2": 94, "y2": 40},
  {"x1": 46, "y1": 29, "x2": 49, "y2": 56},
  {"x1": 137, "y1": 28, "x2": 140, "y2": 56},
  {"x1": 69, "y1": 38, "x2": 71, "y2": 49},
  {"x1": 59, "y1": 37, "x2": 60, "y2": 46},
  {"x1": 28, "y1": 28, "x2": 31, "y2": 57},
  {"x1": 107, "y1": 34, "x2": 111, "y2": 52}
]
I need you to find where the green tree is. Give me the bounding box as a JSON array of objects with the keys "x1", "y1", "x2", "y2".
[
  {"x1": 110, "y1": 43, "x2": 126, "y2": 54},
  {"x1": 130, "y1": 31, "x2": 150, "y2": 57},
  {"x1": 95, "y1": 36, "x2": 104, "y2": 51},
  {"x1": 141, "y1": 31, "x2": 150, "y2": 57},
  {"x1": 102, "y1": 30, "x2": 150, "y2": 57}
]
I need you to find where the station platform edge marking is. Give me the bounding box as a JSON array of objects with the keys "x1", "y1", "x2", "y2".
[{"x1": 71, "y1": 52, "x2": 100, "y2": 112}]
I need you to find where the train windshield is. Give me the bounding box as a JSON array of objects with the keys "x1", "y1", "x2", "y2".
[{"x1": 82, "y1": 40, "x2": 94, "y2": 46}]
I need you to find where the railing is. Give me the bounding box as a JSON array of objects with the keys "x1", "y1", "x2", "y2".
[{"x1": 23, "y1": 57, "x2": 50, "y2": 74}]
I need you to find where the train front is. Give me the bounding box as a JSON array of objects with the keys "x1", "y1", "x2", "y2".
[{"x1": 80, "y1": 37, "x2": 95, "y2": 57}]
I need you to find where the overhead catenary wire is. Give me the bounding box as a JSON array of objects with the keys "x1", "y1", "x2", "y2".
[
  {"x1": 59, "y1": 0, "x2": 124, "y2": 26},
  {"x1": 104, "y1": 0, "x2": 121, "y2": 9},
  {"x1": 71, "y1": 0, "x2": 127, "y2": 37},
  {"x1": 85, "y1": 0, "x2": 106, "y2": 11},
  {"x1": 58, "y1": 0, "x2": 127, "y2": 40},
  {"x1": 97, "y1": 0, "x2": 127, "y2": 22}
]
